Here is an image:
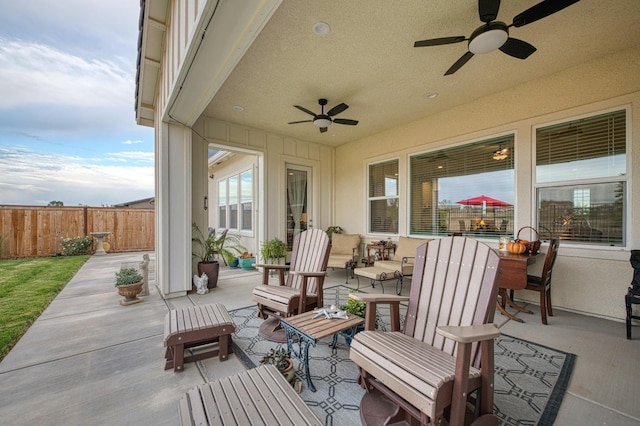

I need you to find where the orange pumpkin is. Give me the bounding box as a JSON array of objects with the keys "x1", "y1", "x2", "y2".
[{"x1": 507, "y1": 240, "x2": 526, "y2": 254}]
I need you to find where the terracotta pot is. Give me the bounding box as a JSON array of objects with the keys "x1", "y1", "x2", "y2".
[
  {"x1": 198, "y1": 261, "x2": 220, "y2": 288},
  {"x1": 280, "y1": 357, "x2": 295, "y2": 383},
  {"x1": 116, "y1": 282, "x2": 144, "y2": 306}
]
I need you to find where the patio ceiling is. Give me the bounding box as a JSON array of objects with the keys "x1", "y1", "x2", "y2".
[{"x1": 203, "y1": 0, "x2": 640, "y2": 147}]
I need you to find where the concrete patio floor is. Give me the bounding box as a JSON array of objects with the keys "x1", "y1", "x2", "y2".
[{"x1": 0, "y1": 251, "x2": 639, "y2": 425}]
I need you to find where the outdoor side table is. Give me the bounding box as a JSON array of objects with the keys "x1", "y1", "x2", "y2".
[{"x1": 280, "y1": 310, "x2": 364, "y2": 392}]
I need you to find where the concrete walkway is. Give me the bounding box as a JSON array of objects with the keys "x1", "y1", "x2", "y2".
[{"x1": 0, "y1": 252, "x2": 253, "y2": 425}]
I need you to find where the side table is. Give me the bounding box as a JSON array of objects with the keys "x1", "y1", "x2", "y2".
[
  {"x1": 366, "y1": 243, "x2": 396, "y2": 261},
  {"x1": 280, "y1": 310, "x2": 364, "y2": 392}
]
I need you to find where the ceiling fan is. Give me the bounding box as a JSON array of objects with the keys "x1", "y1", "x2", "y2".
[
  {"x1": 414, "y1": 0, "x2": 580, "y2": 75},
  {"x1": 288, "y1": 98, "x2": 359, "y2": 133}
]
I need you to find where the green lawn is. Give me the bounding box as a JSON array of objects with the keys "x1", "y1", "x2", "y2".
[{"x1": 0, "y1": 255, "x2": 89, "y2": 361}]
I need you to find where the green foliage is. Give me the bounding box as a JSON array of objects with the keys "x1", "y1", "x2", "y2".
[
  {"x1": 60, "y1": 236, "x2": 93, "y2": 256},
  {"x1": 114, "y1": 267, "x2": 143, "y2": 286},
  {"x1": 325, "y1": 225, "x2": 344, "y2": 241},
  {"x1": 260, "y1": 238, "x2": 288, "y2": 263},
  {"x1": 341, "y1": 297, "x2": 366, "y2": 318},
  {"x1": 260, "y1": 346, "x2": 290, "y2": 371},
  {"x1": 192, "y1": 223, "x2": 245, "y2": 264},
  {"x1": 48, "y1": 200, "x2": 64, "y2": 206},
  {"x1": 0, "y1": 255, "x2": 89, "y2": 361}
]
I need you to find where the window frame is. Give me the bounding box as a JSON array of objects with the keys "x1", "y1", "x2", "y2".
[
  {"x1": 367, "y1": 158, "x2": 400, "y2": 235},
  {"x1": 217, "y1": 168, "x2": 254, "y2": 232},
  {"x1": 533, "y1": 106, "x2": 629, "y2": 247}
]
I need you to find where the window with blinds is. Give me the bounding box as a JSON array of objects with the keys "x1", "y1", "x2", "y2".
[
  {"x1": 217, "y1": 169, "x2": 254, "y2": 232},
  {"x1": 409, "y1": 135, "x2": 515, "y2": 238},
  {"x1": 535, "y1": 109, "x2": 627, "y2": 246},
  {"x1": 368, "y1": 159, "x2": 399, "y2": 234}
]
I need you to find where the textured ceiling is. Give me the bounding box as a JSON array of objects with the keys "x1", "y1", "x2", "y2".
[{"x1": 204, "y1": 0, "x2": 640, "y2": 147}]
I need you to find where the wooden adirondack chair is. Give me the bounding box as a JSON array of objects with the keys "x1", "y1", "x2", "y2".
[
  {"x1": 252, "y1": 229, "x2": 330, "y2": 341},
  {"x1": 349, "y1": 236, "x2": 501, "y2": 426}
]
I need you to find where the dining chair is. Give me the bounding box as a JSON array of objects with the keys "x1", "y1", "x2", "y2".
[{"x1": 522, "y1": 238, "x2": 560, "y2": 324}]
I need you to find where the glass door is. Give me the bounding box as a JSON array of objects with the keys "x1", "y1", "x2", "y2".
[{"x1": 286, "y1": 164, "x2": 312, "y2": 250}]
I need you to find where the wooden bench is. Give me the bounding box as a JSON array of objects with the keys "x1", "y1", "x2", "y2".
[
  {"x1": 164, "y1": 303, "x2": 236, "y2": 372},
  {"x1": 178, "y1": 365, "x2": 321, "y2": 426}
]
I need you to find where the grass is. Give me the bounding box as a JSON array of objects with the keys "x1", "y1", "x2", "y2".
[{"x1": 0, "y1": 255, "x2": 89, "y2": 361}]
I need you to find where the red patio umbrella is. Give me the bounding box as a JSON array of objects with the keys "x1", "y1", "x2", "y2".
[{"x1": 456, "y1": 195, "x2": 512, "y2": 207}]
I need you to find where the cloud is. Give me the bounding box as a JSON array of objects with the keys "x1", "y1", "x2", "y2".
[
  {"x1": 0, "y1": 145, "x2": 153, "y2": 206},
  {"x1": 122, "y1": 140, "x2": 144, "y2": 145}
]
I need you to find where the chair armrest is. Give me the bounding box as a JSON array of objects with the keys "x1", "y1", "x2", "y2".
[
  {"x1": 348, "y1": 294, "x2": 409, "y2": 331},
  {"x1": 289, "y1": 271, "x2": 327, "y2": 278},
  {"x1": 401, "y1": 256, "x2": 414, "y2": 265},
  {"x1": 348, "y1": 294, "x2": 409, "y2": 304},
  {"x1": 436, "y1": 324, "x2": 500, "y2": 343},
  {"x1": 255, "y1": 264, "x2": 289, "y2": 285},
  {"x1": 255, "y1": 264, "x2": 289, "y2": 270}
]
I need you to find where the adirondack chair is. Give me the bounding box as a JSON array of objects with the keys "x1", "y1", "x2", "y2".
[
  {"x1": 349, "y1": 236, "x2": 501, "y2": 426},
  {"x1": 252, "y1": 229, "x2": 330, "y2": 341}
]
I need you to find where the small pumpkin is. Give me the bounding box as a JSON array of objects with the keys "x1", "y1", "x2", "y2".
[{"x1": 507, "y1": 240, "x2": 526, "y2": 254}]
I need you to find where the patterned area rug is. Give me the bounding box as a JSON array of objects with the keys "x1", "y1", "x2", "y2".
[{"x1": 224, "y1": 286, "x2": 575, "y2": 426}]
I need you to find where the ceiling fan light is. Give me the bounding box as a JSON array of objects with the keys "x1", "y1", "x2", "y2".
[
  {"x1": 314, "y1": 118, "x2": 331, "y2": 128},
  {"x1": 492, "y1": 146, "x2": 509, "y2": 161},
  {"x1": 468, "y1": 22, "x2": 509, "y2": 54}
]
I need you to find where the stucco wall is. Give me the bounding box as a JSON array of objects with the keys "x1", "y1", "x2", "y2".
[{"x1": 334, "y1": 46, "x2": 640, "y2": 321}]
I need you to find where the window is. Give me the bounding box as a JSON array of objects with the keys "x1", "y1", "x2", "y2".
[
  {"x1": 409, "y1": 135, "x2": 515, "y2": 238},
  {"x1": 368, "y1": 160, "x2": 399, "y2": 234},
  {"x1": 217, "y1": 169, "x2": 253, "y2": 231},
  {"x1": 535, "y1": 109, "x2": 626, "y2": 246},
  {"x1": 240, "y1": 170, "x2": 252, "y2": 231}
]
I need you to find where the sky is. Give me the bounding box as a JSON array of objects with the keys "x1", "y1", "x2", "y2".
[{"x1": 0, "y1": 0, "x2": 155, "y2": 206}]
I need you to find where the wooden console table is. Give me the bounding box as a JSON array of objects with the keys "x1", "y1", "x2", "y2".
[{"x1": 495, "y1": 250, "x2": 539, "y2": 322}]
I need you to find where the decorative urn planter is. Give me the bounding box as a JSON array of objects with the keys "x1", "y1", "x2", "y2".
[{"x1": 115, "y1": 267, "x2": 144, "y2": 306}]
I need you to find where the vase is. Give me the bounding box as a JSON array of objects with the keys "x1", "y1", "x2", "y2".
[
  {"x1": 280, "y1": 357, "x2": 295, "y2": 383},
  {"x1": 116, "y1": 282, "x2": 144, "y2": 306},
  {"x1": 198, "y1": 261, "x2": 220, "y2": 288},
  {"x1": 238, "y1": 257, "x2": 256, "y2": 270}
]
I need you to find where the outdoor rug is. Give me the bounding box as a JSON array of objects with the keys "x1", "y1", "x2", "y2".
[{"x1": 221, "y1": 286, "x2": 575, "y2": 426}]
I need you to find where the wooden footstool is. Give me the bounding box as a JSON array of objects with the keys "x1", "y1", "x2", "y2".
[
  {"x1": 178, "y1": 365, "x2": 321, "y2": 425},
  {"x1": 164, "y1": 303, "x2": 236, "y2": 372}
]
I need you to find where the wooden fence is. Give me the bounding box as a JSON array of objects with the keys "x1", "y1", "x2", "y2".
[{"x1": 0, "y1": 206, "x2": 155, "y2": 258}]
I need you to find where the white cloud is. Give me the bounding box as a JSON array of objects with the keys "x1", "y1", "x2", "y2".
[
  {"x1": 122, "y1": 140, "x2": 144, "y2": 145},
  {"x1": 0, "y1": 146, "x2": 153, "y2": 206}
]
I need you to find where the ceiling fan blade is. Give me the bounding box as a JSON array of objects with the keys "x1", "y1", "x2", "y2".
[
  {"x1": 479, "y1": 0, "x2": 501, "y2": 23},
  {"x1": 444, "y1": 51, "x2": 474, "y2": 75},
  {"x1": 511, "y1": 0, "x2": 580, "y2": 28},
  {"x1": 288, "y1": 120, "x2": 313, "y2": 124},
  {"x1": 333, "y1": 118, "x2": 358, "y2": 126},
  {"x1": 414, "y1": 36, "x2": 466, "y2": 48},
  {"x1": 319, "y1": 127, "x2": 328, "y2": 133},
  {"x1": 499, "y1": 37, "x2": 536, "y2": 59},
  {"x1": 327, "y1": 103, "x2": 348, "y2": 116},
  {"x1": 293, "y1": 105, "x2": 317, "y2": 116}
]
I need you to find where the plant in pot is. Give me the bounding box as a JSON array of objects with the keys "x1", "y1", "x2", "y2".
[
  {"x1": 260, "y1": 345, "x2": 295, "y2": 383},
  {"x1": 115, "y1": 267, "x2": 144, "y2": 306},
  {"x1": 325, "y1": 225, "x2": 344, "y2": 243},
  {"x1": 339, "y1": 295, "x2": 380, "y2": 344},
  {"x1": 212, "y1": 231, "x2": 246, "y2": 266},
  {"x1": 192, "y1": 223, "x2": 222, "y2": 288},
  {"x1": 238, "y1": 252, "x2": 256, "y2": 270},
  {"x1": 260, "y1": 237, "x2": 288, "y2": 264}
]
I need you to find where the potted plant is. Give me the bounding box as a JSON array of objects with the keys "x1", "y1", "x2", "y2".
[
  {"x1": 192, "y1": 223, "x2": 221, "y2": 288},
  {"x1": 115, "y1": 267, "x2": 144, "y2": 306},
  {"x1": 260, "y1": 346, "x2": 295, "y2": 383},
  {"x1": 325, "y1": 225, "x2": 344, "y2": 242},
  {"x1": 238, "y1": 252, "x2": 256, "y2": 270},
  {"x1": 260, "y1": 237, "x2": 288, "y2": 264},
  {"x1": 339, "y1": 295, "x2": 379, "y2": 343}
]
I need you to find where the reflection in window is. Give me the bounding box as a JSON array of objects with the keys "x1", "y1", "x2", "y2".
[
  {"x1": 217, "y1": 170, "x2": 253, "y2": 232},
  {"x1": 409, "y1": 135, "x2": 515, "y2": 238},
  {"x1": 368, "y1": 160, "x2": 399, "y2": 234},
  {"x1": 535, "y1": 109, "x2": 626, "y2": 246}
]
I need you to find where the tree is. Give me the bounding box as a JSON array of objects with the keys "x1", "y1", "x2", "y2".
[{"x1": 48, "y1": 201, "x2": 64, "y2": 206}]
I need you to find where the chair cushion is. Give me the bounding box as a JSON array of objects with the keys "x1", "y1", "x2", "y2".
[
  {"x1": 394, "y1": 236, "x2": 428, "y2": 260},
  {"x1": 331, "y1": 233, "x2": 360, "y2": 255},
  {"x1": 327, "y1": 254, "x2": 354, "y2": 269},
  {"x1": 375, "y1": 259, "x2": 414, "y2": 276},
  {"x1": 526, "y1": 274, "x2": 542, "y2": 286}
]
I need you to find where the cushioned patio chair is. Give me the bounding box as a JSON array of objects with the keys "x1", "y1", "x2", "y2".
[
  {"x1": 374, "y1": 236, "x2": 428, "y2": 277},
  {"x1": 327, "y1": 233, "x2": 360, "y2": 283},
  {"x1": 349, "y1": 236, "x2": 501, "y2": 426},
  {"x1": 252, "y1": 229, "x2": 330, "y2": 341}
]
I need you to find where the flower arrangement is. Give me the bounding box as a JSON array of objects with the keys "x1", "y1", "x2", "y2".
[
  {"x1": 60, "y1": 236, "x2": 92, "y2": 256},
  {"x1": 239, "y1": 252, "x2": 254, "y2": 259}
]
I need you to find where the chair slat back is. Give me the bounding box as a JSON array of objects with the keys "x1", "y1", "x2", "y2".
[
  {"x1": 404, "y1": 237, "x2": 500, "y2": 361},
  {"x1": 287, "y1": 229, "x2": 330, "y2": 294},
  {"x1": 539, "y1": 238, "x2": 560, "y2": 286}
]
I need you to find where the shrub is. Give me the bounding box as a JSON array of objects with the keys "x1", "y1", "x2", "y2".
[
  {"x1": 115, "y1": 267, "x2": 143, "y2": 286},
  {"x1": 60, "y1": 236, "x2": 92, "y2": 256}
]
